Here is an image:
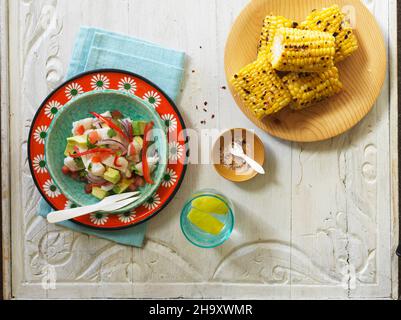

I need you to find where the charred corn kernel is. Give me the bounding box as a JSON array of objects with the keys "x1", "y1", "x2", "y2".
[
  {"x1": 230, "y1": 59, "x2": 292, "y2": 119},
  {"x1": 300, "y1": 5, "x2": 344, "y2": 34},
  {"x1": 271, "y1": 28, "x2": 335, "y2": 72},
  {"x1": 258, "y1": 15, "x2": 298, "y2": 59},
  {"x1": 334, "y1": 21, "x2": 358, "y2": 62},
  {"x1": 300, "y1": 6, "x2": 358, "y2": 62},
  {"x1": 282, "y1": 67, "x2": 343, "y2": 110}
]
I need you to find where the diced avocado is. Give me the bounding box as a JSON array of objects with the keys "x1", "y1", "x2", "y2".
[
  {"x1": 133, "y1": 136, "x2": 143, "y2": 148},
  {"x1": 65, "y1": 135, "x2": 89, "y2": 156},
  {"x1": 73, "y1": 157, "x2": 85, "y2": 170},
  {"x1": 132, "y1": 136, "x2": 143, "y2": 156},
  {"x1": 67, "y1": 135, "x2": 88, "y2": 146},
  {"x1": 112, "y1": 178, "x2": 134, "y2": 194},
  {"x1": 103, "y1": 167, "x2": 121, "y2": 184},
  {"x1": 107, "y1": 128, "x2": 117, "y2": 138},
  {"x1": 92, "y1": 187, "x2": 108, "y2": 200},
  {"x1": 64, "y1": 141, "x2": 76, "y2": 156},
  {"x1": 132, "y1": 121, "x2": 147, "y2": 136}
]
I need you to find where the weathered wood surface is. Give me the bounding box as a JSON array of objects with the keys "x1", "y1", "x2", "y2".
[{"x1": 1, "y1": 0, "x2": 398, "y2": 299}]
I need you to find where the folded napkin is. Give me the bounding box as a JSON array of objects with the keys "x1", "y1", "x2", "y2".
[{"x1": 37, "y1": 26, "x2": 185, "y2": 247}]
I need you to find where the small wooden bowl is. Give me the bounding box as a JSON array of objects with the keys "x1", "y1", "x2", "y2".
[{"x1": 211, "y1": 128, "x2": 265, "y2": 182}]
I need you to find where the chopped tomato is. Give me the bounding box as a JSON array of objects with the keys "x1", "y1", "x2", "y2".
[
  {"x1": 91, "y1": 155, "x2": 101, "y2": 163},
  {"x1": 70, "y1": 172, "x2": 79, "y2": 181},
  {"x1": 88, "y1": 131, "x2": 100, "y2": 145},
  {"x1": 76, "y1": 125, "x2": 85, "y2": 135},
  {"x1": 111, "y1": 110, "x2": 123, "y2": 119},
  {"x1": 61, "y1": 166, "x2": 70, "y2": 175},
  {"x1": 84, "y1": 184, "x2": 93, "y2": 194},
  {"x1": 128, "y1": 183, "x2": 138, "y2": 191},
  {"x1": 134, "y1": 176, "x2": 145, "y2": 187}
]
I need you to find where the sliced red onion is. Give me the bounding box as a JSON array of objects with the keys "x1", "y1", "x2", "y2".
[
  {"x1": 87, "y1": 171, "x2": 107, "y2": 184},
  {"x1": 96, "y1": 139, "x2": 128, "y2": 155},
  {"x1": 111, "y1": 122, "x2": 130, "y2": 148},
  {"x1": 126, "y1": 121, "x2": 133, "y2": 141},
  {"x1": 93, "y1": 121, "x2": 102, "y2": 129},
  {"x1": 120, "y1": 119, "x2": 133, "y2": 141},
  {"x1": 100, "y1": 183, "x2": 114, "y2": 191},
  {"x1": 119, "y1": 119, "x2": 129, "y2": 134}
]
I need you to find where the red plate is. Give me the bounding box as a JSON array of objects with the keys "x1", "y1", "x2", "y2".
[{"x1": 28, "y1": 69, "x2": 187, "y2": 230}]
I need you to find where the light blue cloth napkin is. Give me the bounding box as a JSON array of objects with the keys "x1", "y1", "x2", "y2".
[
  {"x1": 67, "y1": 27, "x2": 185, "y2": 101},
  {"x1": 37, "y1": 26, "x2": 185, "y2": 247}
]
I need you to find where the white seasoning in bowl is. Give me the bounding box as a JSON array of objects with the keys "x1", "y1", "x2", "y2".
[{"x1": 220, "y1": 138, "x2": 251, "y2": 174}]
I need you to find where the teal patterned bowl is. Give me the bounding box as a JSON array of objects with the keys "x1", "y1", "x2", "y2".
[{"x1": 45, "y1": 90, "x2": 168, "y2": 213}]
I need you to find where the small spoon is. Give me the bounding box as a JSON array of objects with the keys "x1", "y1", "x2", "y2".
[
  {"x1": 47, "y1": 191, "x2": 140, "y2": 223},
  {"x1": 230, "y1": 143, "x2": 265, "y2": 175}
]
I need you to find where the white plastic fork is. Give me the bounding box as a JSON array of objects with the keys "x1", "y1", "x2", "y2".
[
  {"x1": 230, "y1": 143, "x2": 265, "y2": 175},
  {"x1": 47, "y1": 192, "x2": 140, "y2": 224}
]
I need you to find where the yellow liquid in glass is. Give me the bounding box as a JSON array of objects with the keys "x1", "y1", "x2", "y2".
[
  {"x1": 187, "y1": 208, "x2": 225, "y2": 235},
  {"x1": 191, "y1": 195, "x2": 229, "y2": 215}
]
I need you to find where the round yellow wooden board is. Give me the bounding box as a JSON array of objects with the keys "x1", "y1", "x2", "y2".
[{"x1": 225, "y1": 0, "x2": 386, "y2": 142}]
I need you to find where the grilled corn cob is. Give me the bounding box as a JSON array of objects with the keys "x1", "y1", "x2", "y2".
[
  {"x1": 300, "y1": 5, "x2": 343, "y2": 34},
  {"x1": 300, "y1": 5, "x2": 358, "y2": 62},
  {"x1": 258, "y1": 15, "x2": 298, "y2": 59},
  {"x1": 334, "y1": 21, "x2": 358, "y2": 62},
  {"x1": 230, "y1": 59, "x2": 292, "y2": 119},
  {"x1": 271, "y1": 28, "x2": 335, "y2": 72},
  {"x1": 282, "y1": 67, "x2": 343, "y2": 110}
]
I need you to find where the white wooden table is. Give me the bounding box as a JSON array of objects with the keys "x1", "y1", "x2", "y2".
[{"x1": 1, "y1": 0, "x2": 398, "y2": 299}]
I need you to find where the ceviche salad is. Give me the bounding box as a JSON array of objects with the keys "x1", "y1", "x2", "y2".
[{"x1": 62, "y1": 110, "x2": 159, "y2": 200}]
